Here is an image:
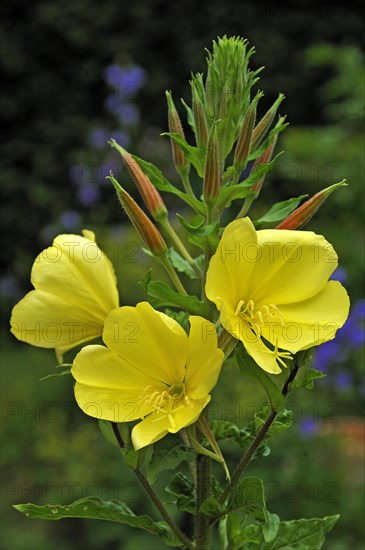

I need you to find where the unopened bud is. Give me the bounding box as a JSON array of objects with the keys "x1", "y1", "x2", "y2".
[
  {"x1": 277, "y1": 181, "x2": 348, "y2": 230},
  {"x1": 251, "y1": 93, "x2": 285, "y2": 150},
  {"x1": 234, "y1": 92, "x2": 263, "y2": 170},
  {"x1": 192, "y1": 87, "x2": 209, "y2": 149},
  {"x1": 203, "y1": 123, "x2": 221, "y2": 205},
  {"x1": 165, "y1": 91, "x2": 190, "y2": 176},
  {"x1": 110, "y1": 140, "x2": 167, "y2": 221},
  {"x1": 250, "y1": 135, "x2": 278, "y2": 197},
  {"x1": 108, "y1": 173, "x2": 167, "y2": 256}
]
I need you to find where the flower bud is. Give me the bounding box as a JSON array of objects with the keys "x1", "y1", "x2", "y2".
[
  {"x1": 203, "y1": 122, "x2": 221, "y2": 205},
  {"x1": 109, "y1": 173, "x2": 167, "y2": 256},
  {"x1": 234, "y1": 92, "x2": 263, "y2": 170},
  {"x1": 192, "y1": 86, "x2": 209, "y2": 149},
  {"x1": 165, "y1": 91, "x2": 190, "y2": 176},
  {"x1": 251, "y1": 93, "x2": 285, "y2": 150},
  {"x1": 250, "y1": 135, "x2": 278, "y2": 197},
  {"x1": 277, "y1": 181, "x2": 347, "y2": 230},
  {"x1": 110, "y1": 140, "x2": 167, "y2": 221}
]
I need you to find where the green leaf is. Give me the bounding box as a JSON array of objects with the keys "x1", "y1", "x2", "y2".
[
  {"x1": 210, "y1": 419, "x2": 270, "y2": 458},
  {"x1": 176, "y1": 213, "x2": 205, "y2": 232},
  {"x1": 228, "y1": 477, "x2": 280, "y2": 543},
  {"x1": 200, "y1": 496, "x2": 226, "y2": 518},
  {"x1": 167, "y1": 248, "x2": 198, "y2": 280},
  {"x1": 147, "y1": 437, "x2": 197, "y2": 484},
  {"x1": 98, "y1": 420, "x2": 121, "y2": 448},
  {"x1": 210, "y1": 420, "x2": 241, "y2": 441},
  {"x1": 130, "y1": 153, "x2": 204, "y2": 214},
  {"x1": 256, "y1": 515, "x2": 340, "y2": 549},
  {"x1": 236, "y1": 346, "x2": 286, "y2": 412},
  {"x1": 255, "y1": 405, "x2": 293, "y2": 435},
  {"x1": 39, "y1": 370, "x2": 71, "y2": 381},
  {"x1": 176, "y1": 214, "x2": 220, "y2": 251},
  {"x1": 181, "y1": 98, "x2": 196, "y2": 132},
  {"x1": 14, "y1": 497, "x2": 182, "y2": 547},
  {"x1": 161, "y1": 132, "x2": 205, "y2": 177},
  {"x1": 143, "y1": 278, "x2": 210, "y2": 317},
  {"x1": 165, "y1": 473, "x2": 196, "y2": 515},
  {"x1": 289, "y1": 368, "x2": 326, "y2": 393},
  {"x1": 255, "y1": 195, "x2": 308, "y2": 226},
  {"x1": 217, "y1": 157, "x2": 279, "y2": 208}
]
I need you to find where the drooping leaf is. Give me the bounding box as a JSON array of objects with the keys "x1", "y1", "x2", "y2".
[
  {"x1": 256, "y1": 515, "x2": 340, "y2": 550},
  {"x1": 14, "y1": 497, "x2": 182, "y2": 547},
  {"x1": 98, "y1": 420, "x2": 121, "y2": 448},
  {"x1": 147, "y1": 437, "x2": 197, "y2": 484},
  {"x1": 167, "y1": 248, "x2": 198, "y2": 280},
  {"x1": 289, "y1": 368, "x2": 326, "y2": 393},
  {"x1": 236, "y1": 345, "x2": 286, "y2": 412},
  {"x1": 254, "y1": 195, "x2": 308, "y2": 226},
  {"x1": 165, "y1": 473, "x2": 196, "y2": 515}
]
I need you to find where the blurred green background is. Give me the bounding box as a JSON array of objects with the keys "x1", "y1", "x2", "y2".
[{"x1": 1, "y1": 1, "x2": 364, "y2": 548}]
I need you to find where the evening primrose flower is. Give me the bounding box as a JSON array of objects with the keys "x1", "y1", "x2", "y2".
[
  {"x1": 71, "y1": 302, "x2": 224, "y2": 449},
  {"x1": 205, "y1": 218, "x2": 349, "y2": 374},
  {"x1": 10, "y1": 230, "x2": 119, "y2": 359}
]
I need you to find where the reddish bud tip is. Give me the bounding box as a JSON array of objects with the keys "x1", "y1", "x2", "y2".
[
  {"x1": 203, "y1": 123, "x2": 221, "y2": 205},
  {"x1": 109, "y1": 174, "x2": 167, "y2": 256},
  {"x1": 166, "y1": 91, "x2": 190, "y2": 175},
  {"x1": 277, "y1": 181, "x2": 348, "y2": 230}
]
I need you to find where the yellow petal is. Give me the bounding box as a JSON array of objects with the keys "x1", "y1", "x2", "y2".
[
  {"x1": 251, "y1": 229, "x2": 338, "y2": 306},
  {"x1": 10, "y1": 232, "x2": 119, "y2": 353},
  {"x1": 103, "y1": 302, "x2": 188, "y2": 385},
  {"x1": 10, "y1": 290, "x2": 104, "y2": 354},
  {"x1": 185, "y1": 316, "x2": 224, "y2": 399},
  {"x1": 206, "y1": 218, "x2": 258, "y2": 310},
  {"x1": 131, "y1": 398, "x2": 207, "y2": 449},
  {"x1": 241, "y1": 326, "x2": 283, "y2": 374},
  {"x1": 31, "y1": 233, "x2": 119, "y2": 317},
  {"x1": 72, "y1": 345, "x2": 166, "y2": 421},
  {"x1": 260, "y1": 281, "x2": 350, "y2": 353}
]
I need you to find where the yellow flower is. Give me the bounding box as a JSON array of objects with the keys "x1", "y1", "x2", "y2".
[
  {"x1": 10, "y1": 230, "x2": 119, "y2": 359},
  {"x1": 205, "y1": 218, "x2": 349, "y2": 374},
  {"x1": 71, "y1": 302, "x2": 224, "y2": 449}
]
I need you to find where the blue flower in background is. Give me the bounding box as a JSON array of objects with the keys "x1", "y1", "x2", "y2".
[
  {"x1": 60, "y1": 210, "x2": 82, "y2": 231},
  {"x1": 77, "y1": 185, "x2": 100, "y2": 206},
  {"x1": 299, "y1": 415, "x2": 318, "y2": 437},
  {"x1": 88, "y1": 128, "x2": 109, "y2": 149}
]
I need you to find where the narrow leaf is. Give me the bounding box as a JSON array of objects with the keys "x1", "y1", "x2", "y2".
[{"x1": 255, "y1": 195, "x2": 308, "y2": 226}]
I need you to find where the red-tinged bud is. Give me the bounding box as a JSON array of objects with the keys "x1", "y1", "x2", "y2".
[
  {"x1": 108, "y1": 174, "x2": 167, "y2": 256},
  {"x1": 110, "y1": 140, "x2": 167, "y2": 221},
  {"x1": 277, "y1": 181, "x2": 348, "y2": 230},
  {"x1": 234, "y1": 92, "x2": 263, "y2": 170},
  {"x1": 251, "y1": 93, "x2": 285, "y2": 150},
  {"x1": 203, "y1": 123, "x2": 221, "y2": 205},
  {"x1": 250, "y1": 135, "x2": 278, "y2": 197},
  {"x1": 165, "y1": 91, "x2": 190, "y2": 176},
  {"x1": 192, "y1": 87, "x2": 209, "y2": 149}
]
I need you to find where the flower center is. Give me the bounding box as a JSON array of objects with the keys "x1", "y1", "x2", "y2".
[
  {"x1": 138, "y1": 383, "x2": 191, "y2": 429},
  {"x1": 234, "y1": 299, "x2": 285, "y2": 330}
]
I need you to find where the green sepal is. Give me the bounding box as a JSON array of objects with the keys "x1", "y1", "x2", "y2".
[
  {"x1": 13, "y1": 497, "x2": 183, "y2": 547},
  {"x1": 254, "y1": 195, "x2": 308, "y2": 226},
  {"x1": 39, "y1": 369, "x2": 71, "y2": 382},
  {"x1": 161, "y1": 132, "x2": 205, "y2": 177},
  {"x1": 236, "y1": 345, "x2": 286, "y2": 412}
]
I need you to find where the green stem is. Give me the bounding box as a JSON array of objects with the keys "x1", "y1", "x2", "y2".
[
  {"x1": 160, "y1": 253, "x2": 188, "y2": 295},
  {"x1": 218, "y1": 362, "x2": 299, "y2": 504},
  {"x1": 160, "y1": 216, "x2": 203, "y2": 277},
  {"x1": 218, "y1": 330, "x2": 239, "y2": 359},
  {"x1": 235, "y1": 195, "x2": 254, "y2": 219},
  {"x1": 181, "y1": 171, "x2": 195, "y2": 197},
  {"x1": 195, "y1": 432, "x2": 212, "y2": 549},
  {"x1": 135, "y1": 469, "x2": 194, "y2": 550}
]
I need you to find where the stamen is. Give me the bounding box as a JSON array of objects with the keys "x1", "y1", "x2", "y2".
[{"x1": 139, "y1": 383, "x2": 186, "y2": 428}]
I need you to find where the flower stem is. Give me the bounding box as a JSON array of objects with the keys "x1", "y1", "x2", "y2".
[
  {"x1": 195, "y1": 445, "x2": 211, "y2": 549},
  {"x1": 111, "y1": 423, "x2": 194, "y2": 550},
  {"x1": 218, "y1": 361, "x2": 299, "y2": 504},
  {"x1": 160, "y1": 216, "x2": 203, "y2": 277},
  {"x1": 160, "y1": 253, "x2": 188, "y2": 295},
  {"x1": 235, "y1": 195, "x2": 254, "y2": 219},
  {"x1": 181, "y1": 171, "x2": 195, "y2": 197},
  {"x1": 135, "y1": 469, "x2": 194, "y2": 550}
]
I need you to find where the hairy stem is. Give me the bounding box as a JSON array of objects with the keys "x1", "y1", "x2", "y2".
[{"x1": 219, "y1": 362, "x2": 299, "y2": 504}]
